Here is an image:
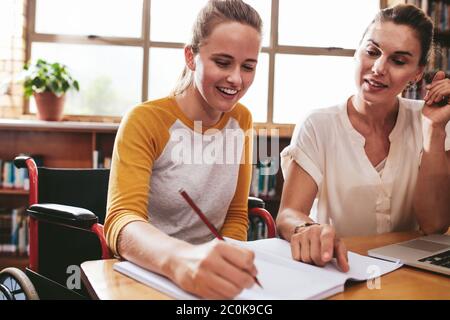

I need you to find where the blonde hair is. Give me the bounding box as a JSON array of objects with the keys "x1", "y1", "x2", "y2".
[{"x1": 171, "y1": 0, "x2": 262, "y2": 96}]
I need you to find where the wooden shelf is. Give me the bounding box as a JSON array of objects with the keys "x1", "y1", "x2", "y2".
[
  {"x1": 0, "y1": 118, "x2": 119, "y2": 133},
  {"x1": 0, "y1": 119, "x2": 119, "y2": 169},
  {"x1": 0, "y1": 188, "x2": 28, "y2": 195},
  {"x1": 0, "y1": 254, "x2": 28, "y2": 270}
]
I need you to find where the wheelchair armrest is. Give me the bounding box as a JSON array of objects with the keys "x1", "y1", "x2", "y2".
[
  {"x1": 248, "y1": 196, "x2": 265, "y2": 209},
  {"x1": 27, "y1": 203, "x2": 98, "y2": 229}
]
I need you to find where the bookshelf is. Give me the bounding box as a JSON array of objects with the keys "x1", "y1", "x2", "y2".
[
  {"x1": 251, "y1": 135, "x2": 290, "y2": 217},
  {"x1": 403, "y1": 0, "x2": 450, "y2": 99},
  {"x1": 0, "y1": 254, "x2": 29, "y2": 270},
  {"x1": 0, "y1": 119, "x2": 118, "y2": 269},
  {"x1": 0, "y1": 119, "x2": 118, "y2": 167},
  {"x1": 0, "y1": 188, "x2": 28, "y2": 196}
]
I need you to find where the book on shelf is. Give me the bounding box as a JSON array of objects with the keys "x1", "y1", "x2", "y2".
[
  {"x1": 1, "y1": 160, "x2": 14, "y2": 189},
  {"x1": 0, "y1": 154, "x2": 44, "y2": 191},
  {"x1": 407, "y1": 0, "x2": 450, "y2": 32},
  {"x1": 92, "y1": 150, "x2": 112, "y2": 169},
  {"x1": 429, "y1": 0, "x2": 449, "y2": 32},
  {"x1": 0, "y1": 206, "x2": 28, "y2": 255},
  {"x1": 247, "y1": 214, "x2": 268, "y2": 241},
  {"x1": 103, "y1": 156, "x2": 111, "y2": 169},
  {"x1": 250, "y1": 159, "x2": 277, "y2": 199},
  {"x1": 0, "y1": 160, "x2": 28, "y2": 190},
  {"x1": 114, "y1": 237, "x2": 402, "y2": 300},
  {"x1": 92, "y1": 150, "x2": 99, "y2": 169},
  {"x1": 403, "y1": 0, "x2": 450, "y2": 100}
]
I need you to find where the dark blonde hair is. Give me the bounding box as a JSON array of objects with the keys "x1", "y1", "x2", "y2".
[
  {"x1": 362, "y1": 4, "x2": 434, "y2": 66},
  {"x1": 171, "y1": 0, "x2": 262, "y2": 95}
]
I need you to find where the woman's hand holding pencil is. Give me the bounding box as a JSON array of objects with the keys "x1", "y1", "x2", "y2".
[
  {"x1": 169, "y1": 189, "x2": 261, "y2": 299},
  {"x1": 168, "y1": 239, "x2": 259, "y2": 299}
]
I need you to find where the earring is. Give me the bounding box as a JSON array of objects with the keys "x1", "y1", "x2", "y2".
[{"x1": 407, "y1": 81, "x2": 417, "y2": 92}]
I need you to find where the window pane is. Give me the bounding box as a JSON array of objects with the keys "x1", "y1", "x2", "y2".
[
  {"x1": 150, "y1": 0, "x2": 270, "y2": 47},
  {"x1": 240, "y1": 52, "x2": 269, "y2": 123},
  {"x1": 279, "y1": 0, "x2": 379, "y2": 49},
  {"x1": 0, "y1": 0, "x2": 23, "y2": 42},
  {"x1": 30, "y1": 43, "x2": 143, "y2": 116},
  {"x1": 150, "y1": 0, "x2": 208, "y2": 43},
  {"x1": 35, "y1": 0, "x2": 143, "y2": 38},
  {"x1": 148, "y1": 48, "x2": 185, "y2": 100},
  {"x1": 239, "y1": 0, "x2": 271, "y2": 47},
  {"x1": 273, "y1": 54, "x2": 354, "y2": 124},
  {"x1": 148, "y1": 49, "x2": 268, "y2": 123}
]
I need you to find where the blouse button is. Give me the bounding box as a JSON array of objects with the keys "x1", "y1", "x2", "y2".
[{"x1": 376, "y1": 196, "x2": 391, "y2": 212}]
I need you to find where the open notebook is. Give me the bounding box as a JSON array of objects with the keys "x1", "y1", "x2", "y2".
[{"x1": 113, "y1": 238, "x2": 402, "y2": 300}]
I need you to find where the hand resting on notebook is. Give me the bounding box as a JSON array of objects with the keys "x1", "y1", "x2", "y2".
[{"x1": 290, "y1": 223, "x2": 349, "y2": 272}]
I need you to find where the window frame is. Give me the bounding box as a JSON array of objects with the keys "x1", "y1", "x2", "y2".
[{"x1": 25, "y1": 0, "x2": 387, "y2": 133}]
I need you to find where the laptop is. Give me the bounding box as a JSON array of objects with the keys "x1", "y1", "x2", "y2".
[{"x1": 368, "y1": 234, "x2": 450, "y2": 276}]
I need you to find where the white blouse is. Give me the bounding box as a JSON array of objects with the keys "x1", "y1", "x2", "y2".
[{"x1": 281, "y1": 97, "x2": 450, "y2": 237}]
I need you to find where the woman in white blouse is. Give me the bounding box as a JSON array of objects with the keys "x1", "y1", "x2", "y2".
[{"x1": 277, "y1": 4, "x2": 450, "y2": 272}]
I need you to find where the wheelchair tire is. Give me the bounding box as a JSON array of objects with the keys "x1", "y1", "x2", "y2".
[{"x1": 0, "y1": 267, "x2": 39, "y2": 300}]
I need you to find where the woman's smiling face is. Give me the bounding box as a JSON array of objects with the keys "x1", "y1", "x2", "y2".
[{"x1": 188, "y1": 21, "x2": 261, "y2": 114}]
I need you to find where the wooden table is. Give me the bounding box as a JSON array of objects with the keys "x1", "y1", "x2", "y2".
[
  {"x1": 81, "y1": 231, "x2": 450, "y2": 300},
  {"x1": 330, "y1": 231, "x2": 450, "y2": 299}
]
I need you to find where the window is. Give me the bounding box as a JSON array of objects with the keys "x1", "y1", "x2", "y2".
[
  {"x1": 278, "y1": 0, "x2": 379, "y2": 48},
  {"x1": 150, "y1": 0, "x2": 271, "y2": 47},
  {"x1": 30, "y1": 43, "x2": 142, "y2": 116},
  {"x1": 274, "y1": 0, "x2": 380, "y2": 125},
  {"x1": 27, "y1": 0, "x2": 381, "y2": 123},
  {"x1": 0, "y1": 0, "x2": 25, "y2": 116},
  {"x1": 35, "y1": 0, "x2": 143, "y2": 38},
  {"x1": 274, "y1": 54, "x2": 355, "y2": 124}
]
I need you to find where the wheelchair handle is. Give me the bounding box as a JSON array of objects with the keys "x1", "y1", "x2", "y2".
[{"x1": 14, "y1": 155, "x2": 33, "y2": 169}]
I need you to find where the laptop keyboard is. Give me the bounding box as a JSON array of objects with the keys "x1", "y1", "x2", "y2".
[{"x1": 419, "y1": 249, "x2": 450, "y2": 268}]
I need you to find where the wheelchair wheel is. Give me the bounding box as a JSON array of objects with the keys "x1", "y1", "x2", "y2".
[{"x1": 0, "y1": 267, "x2": 39, "y2": 300}]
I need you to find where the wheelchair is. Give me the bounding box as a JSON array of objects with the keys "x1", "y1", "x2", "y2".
[{"x1": 0, "y1": 156, "x2": 276, "y2": 300}]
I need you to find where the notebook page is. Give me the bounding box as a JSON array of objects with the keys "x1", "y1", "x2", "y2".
[
  {"x1": 114, "y1": 261, "x2": 198, "y2": 300},
  {"x1": 114, "y1": 238, "x2": 402, "y2": 300},
  {"x1": 227, "y1": 237, "x2": 402, "y2": 281},
  {"x1": 338, "y1": 252, "x2": 403, "y2": 281},
  {"x1": 114, "y1": 252, "x2": 345, "y2": 300},
  {"x1": 240, "y1": 249, "x2": 345, "y2": 300}
]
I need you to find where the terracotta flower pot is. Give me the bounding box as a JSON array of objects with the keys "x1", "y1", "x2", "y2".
[{"x1": 33, "y1": 92, "x2": 66, "y2": 121}]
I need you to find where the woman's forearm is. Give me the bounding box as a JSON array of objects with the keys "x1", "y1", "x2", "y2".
[
  {"x1": 117, "y1": 221, "x2": 191, "y2": 279},
  {"x1": 276, "y1": 207, "x2": 315, "y2": 241},
  {"x1": 413, "y1": 124, "x2": 450, "y2": 234}
]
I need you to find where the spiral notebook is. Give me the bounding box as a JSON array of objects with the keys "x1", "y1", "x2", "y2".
[{"x1": 113, "y1": 237, "x2": 402, "y2": 300}]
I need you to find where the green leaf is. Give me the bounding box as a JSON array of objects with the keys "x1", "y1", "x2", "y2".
[
  {"x1": 24, "y1": 87, "x2": 33, "y2": 98},
  {"x1": 21, "y1": 58, "x2": 80, "y2": 98}
]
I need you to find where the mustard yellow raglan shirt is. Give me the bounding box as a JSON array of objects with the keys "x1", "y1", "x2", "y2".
[{"x1": 104, "y1": 97, "x2": 253, "y2": 256}]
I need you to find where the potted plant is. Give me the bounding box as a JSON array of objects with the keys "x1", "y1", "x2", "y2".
[{"x1": 23, "y1": 59, "x2": 79, "y2": 121}]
